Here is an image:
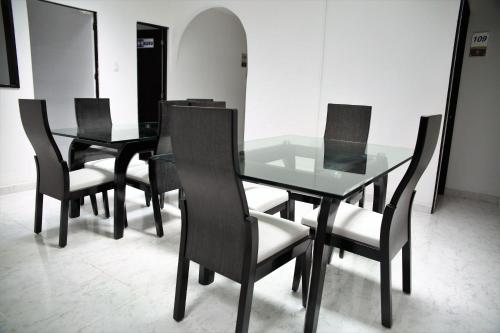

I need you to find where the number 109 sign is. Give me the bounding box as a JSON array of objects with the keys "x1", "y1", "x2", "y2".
[{"x1": 470, "y1": 32, "x2": 489, "y2": 57}]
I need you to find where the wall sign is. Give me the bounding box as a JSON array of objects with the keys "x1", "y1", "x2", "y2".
[
  {"x1": 137, "y1": 38, "x2": 154, "y2": 49},
  {"x1": 470, "y1": 32, "x2": 488, "y2": 57}
]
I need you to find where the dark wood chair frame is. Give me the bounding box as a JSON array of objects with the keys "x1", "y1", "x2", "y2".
[
  {"x1": 19, "y1": 99, "x2": 115, "y2": 248},
  {"x1": 170, "y1": 106, "x2": 312, "y2": 333},
  {"x1": 291, "y1": 104, "x2": 373, "y2": 262},
  {"x1": 124, "y1": 102, "x2": 182, "y2": 237},
  {"x1": 72, "y1": 98, "x2": 120, "y2": 215},
  {"x1": 296, "y1": 115, "x2": 442, "y2": 329}
]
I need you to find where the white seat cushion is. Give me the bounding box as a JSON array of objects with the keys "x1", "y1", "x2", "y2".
[
  {"x1": 243, "y1": 181, "x2": 266, "y2": 190},
  {"x1": 245, "y1": 186, "x2": 288, "y2": 213},
  {"x1": 69, "y1": 168, "x2": 114, "y2": 192},
  {"x1": 301, "y1": 202, "x2": 383, "y2": 248},
  {"x1": 250, "y1": 210, "x2": 310, "y2": 263},
  {"x1": 126, "y1": 164, "x2": 149, "y2": 184},
  {"x1": 85, "y1": 157, "x2": 147, "y2": 172}
]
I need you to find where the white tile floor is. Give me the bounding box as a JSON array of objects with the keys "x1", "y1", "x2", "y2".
[{"x1": 0, "y1": 188, "x2": 499, "y2": 333}]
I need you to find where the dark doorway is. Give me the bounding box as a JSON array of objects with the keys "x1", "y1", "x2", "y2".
[
  {"x1": 432, "y1": 0, "x2": 470, "y2": 212},
  {"x1": 137, "y1": 22, "x2": 167, "y2": 124}
]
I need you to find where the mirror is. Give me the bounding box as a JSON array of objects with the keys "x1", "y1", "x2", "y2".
[{"x1": 0, "y1": 0, "x2": 19, "y2": 88}]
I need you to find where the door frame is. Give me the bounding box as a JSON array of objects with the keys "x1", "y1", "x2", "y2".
[
  {"x1": 136, "y1": 21, "x2": 168, "y2": 122},
  {"x1": 432, "y1": 0, "x2": 470, "y2": 212},
  {"x1": 34, "y1": 0, "x2": 100, "y2": 97}
]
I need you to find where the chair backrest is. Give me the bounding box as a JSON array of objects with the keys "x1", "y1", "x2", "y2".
[
  {"x1": 74, "y1": 98, "x2": 112, "y2": 131},
  {"x1": 156, "y1": 101, "x2": 173, "y2": 155},
  {"x1": 187, "y1": 98, "x2": 214, "y2": 102},
  {"x1": 19, "y1": 99, "x2": 67, "y2": 199},
  {"x1": 189, "y1": 100, "x2": 226, "y2": 108},
  {"x1": 324, "y1": 103, "x2": 372, "y2": 143},
  {"x1": 381, "y1": 115, "x2": 442, "y2": 256},
  {"x1": 166, "y1": 100, "x2": 190, "y2": 107},
  {"x1": 169, "y1": 105, "x2": 253, "y2": 282}
]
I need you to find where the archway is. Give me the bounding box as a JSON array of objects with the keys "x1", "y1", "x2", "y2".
[{"x1": 172, "y1": 8, "x2": 248, "y2": 144}]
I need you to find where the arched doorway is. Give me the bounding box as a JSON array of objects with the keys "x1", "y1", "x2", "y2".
[{"x1": 172, "y1": 8, "x2": 248, "y2": 144}]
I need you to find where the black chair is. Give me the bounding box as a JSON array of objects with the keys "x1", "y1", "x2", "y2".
[
  {"x1": 170, "y1": 106, "x2": 312, "y2": 333},
  {"x1": 19, "y1": 99, "x2": 115, "y2": 247},
  {"x1": 73, "y1": 98, "x2": 119, "y2": 163},
  {"x1": 124, "y1": 101, "x2": 182, "y2": 237},
  {"x1": 72, "y1": 98, "x2": 119, "y2": 215},
  {"x1": 297, "y1": 115, "x2": 442, "y2": 327}
]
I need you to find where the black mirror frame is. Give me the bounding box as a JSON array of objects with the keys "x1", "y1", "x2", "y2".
[{"x1": 1, "y1": 0, "x2": 20, "y2": 88}]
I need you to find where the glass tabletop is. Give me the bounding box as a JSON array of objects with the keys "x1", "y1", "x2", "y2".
[
  {"x1": 239, "y1": 135, "x2": 413, "y2": 199},
  {"x1": 52, "y1": 122, "x2": 158, "y2": 143}
]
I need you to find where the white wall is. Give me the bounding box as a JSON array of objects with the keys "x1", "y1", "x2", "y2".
[
  {"x1": 27, "y1": 0, "x2": 96, "y2": 157},
  {"x1": 446, "y1": 0, "x2": 500, "y2": 198},
  {"x1": 171, "y1": 8, "x2": 247, "y2": 144},
  {"x1": 0, "y1": 0, "x2": 460, "y2": 211},
  {"x1": 319, "y1": 0, "x2": 459, "y2": 209},
  {"x1": 0, "y1": 0, "x2": 35, "y2": 192}
]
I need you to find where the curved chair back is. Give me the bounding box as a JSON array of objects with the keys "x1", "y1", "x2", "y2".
[
  {"x1": 156, "y1": 100, "x2": 226, "y2": 154},
  {"x1": 324, "y1": 103, "x2": 372, "y2": 143},
  {"x1": 156, "y1": 101, "x2": 174, "y2": 155},
  {"x1": 19, "y1": 99, "x2": 67, "y2": 199},
  {"x1": 170, "y1": 106, "x2": 252, "y2": 282},
  {"x1": 187, "y1": 98, "x2": 214, "y2": 102},
  {"x1": 166, "y1": 100, "x2": 190, "y2": 107},
  {"x1": 189, "y1": 101, "x2": 226, "y2": 108},
  {"x1": 381, "y1": 115, "x2": 442, "y2": 256},
  {"x1": 74, "y1": 98, "x2": 112, "y2": 131}
]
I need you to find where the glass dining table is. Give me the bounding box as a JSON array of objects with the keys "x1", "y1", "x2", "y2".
[
  {"x1": 52, "y1": 122, "x2": 159, "y2": 239},
  {"x1": 238, "y1": 135, "x2": 413, "y2": 333}
]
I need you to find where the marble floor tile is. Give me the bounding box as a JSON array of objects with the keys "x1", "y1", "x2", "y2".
[{"x1": 0, "y1": 188, "x2": 499, "y2": 332}]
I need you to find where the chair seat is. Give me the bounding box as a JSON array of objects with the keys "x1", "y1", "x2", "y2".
[
  {"x1": 85, "y1": 157, "x2": 147, "y2": 172},
  {"x1": 245, "y1": 185, "x2": 288, "y2": 213},
  {"x1": 301, "y1": 202, "x2": 382, "y2": 248},
  {"x1": 126, "y1": 164, "x2": 149, "y2": 184},
  {"x1": 69, "y1": 168, "x2": 114, "y2": 192},
  {"x1": 250, "y1": 210, "x2": 310, "y2": 263}
]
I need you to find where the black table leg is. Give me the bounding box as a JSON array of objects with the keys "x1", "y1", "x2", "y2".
[
  {"x1": 113, "y1": 141, "x2": 156, "y2": 239},
  {"x1": 304, "y1": 197, "x2": 341, "y2": 333},
  {"x1": 373, "y1": 174, "x2": 388, "y2": 213}
]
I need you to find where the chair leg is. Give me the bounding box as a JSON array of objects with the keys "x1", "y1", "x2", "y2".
[
  {"x1": 145, "y1": 190, "x2": 151, "y2": 207},
  {"x1": 199, "y1": 266, "x2": 215, "y2": 285},
  {"x1": 292, "y1": 257, "x2": 302, "y2": 292},
  {"x1": 326, "y1": 245, "x2": 334, "y2": 264},
  {"x1": 359, "y1": 189, "x2": 365, "y2": 208},
  {"x1": 152, "y1": 193, "x2": 164, "y2": 237},
  {"x1": 102, "y1": 191, "x2": 110, "y2": 219},
  {"x1": 302, "y1": 243, "x2": 313, "y2": 307},
  {"x1": 173, "y1": 256, "x2": 190, "y2": 322},
  {"x1": 236, "y1": 278, "x2": 255, "y2": 333},
  {"x1": 34, "y1": 192, "x2": 43, "y2": 234},
  {"x1": 287, "y1": 197, "x2": 295, "y2": 222},
  {"x1": 80, "y1": 197, "x2": 84, "y2": 206},
  {"x1": 160, "y1": 193, "x2": 165, "y2": 209},
  {"x1": 402, "y1": 240, "x2": 411, "y2": 294},
  {"x1": 90, "y1": 194, "x2": 98, "y2": 216},
  {"x1": 380, "y1": 259, "x2": 393, "y2": 328},
  {"x1": 59, "y1": 199, "x2": 69, "y2": 248},
  {"x1": 339, "y1": 249, "x2": 345, "y2": 259}
]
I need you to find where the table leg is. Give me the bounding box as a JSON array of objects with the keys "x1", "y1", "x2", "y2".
[
  {"x1": 113, "y1": 141, "x2": 156, "y2": 239},
  {"x1": 304, "y1": 197, "x2": 341, "y2": 333},
  {"x1": 373, "y1": 174, "x2": 388, "y2": 213}
]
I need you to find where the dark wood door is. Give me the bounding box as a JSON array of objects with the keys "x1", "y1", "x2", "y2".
[{"x1": 137, "y1": 28, "x2": 165, "y2": 123}]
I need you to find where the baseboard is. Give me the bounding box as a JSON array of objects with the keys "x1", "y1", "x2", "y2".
[
  {"x1": 445, "y1": 187, "x2": 500, "y2": 206},
  {"x1": 0, "y1": 182, "x2": 36, "y2": 196}
]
